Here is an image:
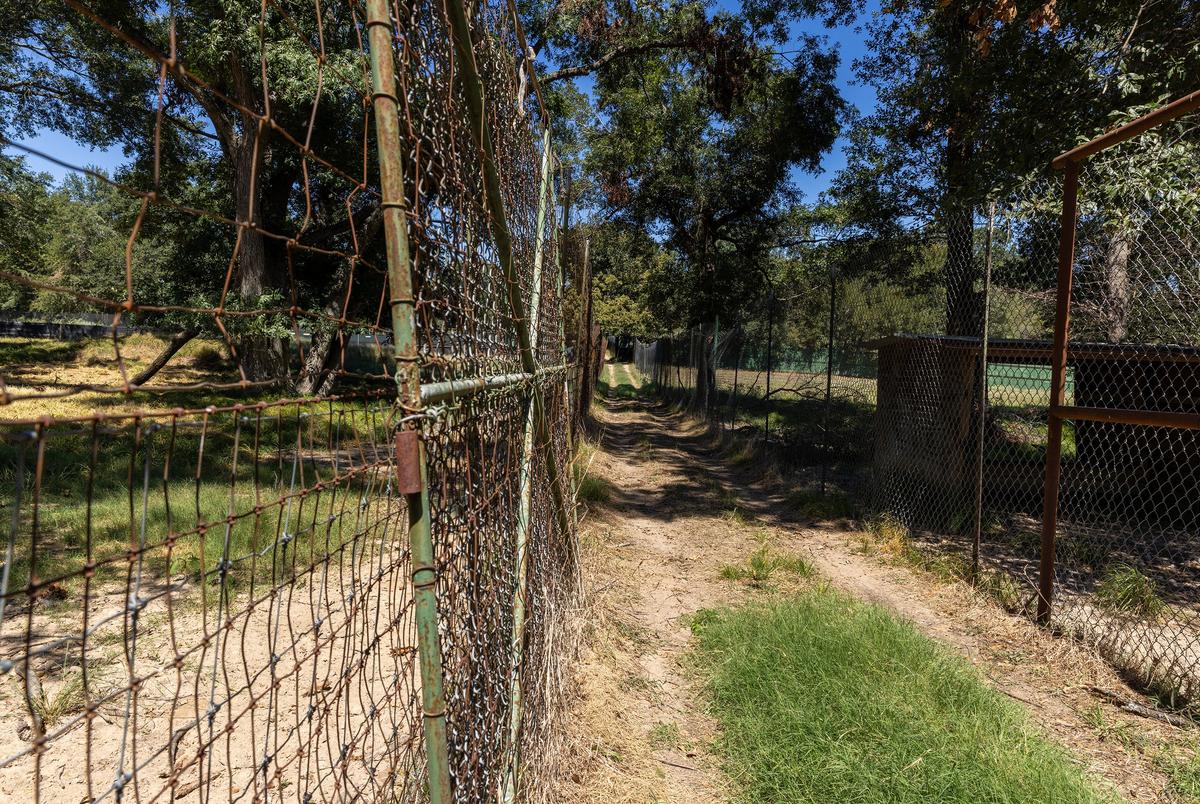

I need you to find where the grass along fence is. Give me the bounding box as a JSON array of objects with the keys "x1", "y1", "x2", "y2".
[{"x1": 633, "y1": 90, "x2": 1200, "y2": 719}]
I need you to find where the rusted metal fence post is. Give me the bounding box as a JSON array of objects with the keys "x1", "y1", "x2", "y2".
[
  {"x1": 972, "y1": 203, "x2": 995, "y2": 580},
  {"x1": 1037, "y1": 163, "x2": 1081, "y2": 624},
  {"x1": 363, "y1": 2, "x2": 453, "y2": 799}
]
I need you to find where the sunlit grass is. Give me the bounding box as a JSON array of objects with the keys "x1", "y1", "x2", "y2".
[
  {"x1": 691, "y1": 591, "x2": 1117, "y2": 803},
  {"x1": 1, "y1": 397, "x2": 399, "y2": 602},
  {"x1": 1095, "y1": 563, "x2": 1167, "y2": 620},
  {"x1": 718, "y1": 542, "x2": 813, "y2": 589}
]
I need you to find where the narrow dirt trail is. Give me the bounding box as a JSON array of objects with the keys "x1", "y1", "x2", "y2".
[{"x1": 561, "y1": 365, "x2": 1183, "y2": 803}]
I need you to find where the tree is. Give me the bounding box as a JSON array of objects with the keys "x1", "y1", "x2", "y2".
[
  {"x1": 1, "y1": 1, "x2": 383, "y2": 387},
  {"x1": 0, "y1": 156, "x2": 54, "y2": 311},
  {"x1": 834, "y1": 0, "x2": 1200, "y2": 336},
  {"x1": 585, "y1": 10, "x2": 844, "y2": 330}
]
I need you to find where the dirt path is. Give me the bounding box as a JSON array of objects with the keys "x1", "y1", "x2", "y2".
[{"x1": 558, "y1": 366, "x2": 1190, "y2": 803}]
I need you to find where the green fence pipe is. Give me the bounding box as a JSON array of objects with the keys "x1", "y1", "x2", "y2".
[
  {"x1": 500, "y1": 127, "x2": 554, "y2": 803},
  {"x1": 444, "y1": 0, "x2": 573, "y2": 542},
  {"x1": 419, "y1": 367, "x2": 566, "y2": 407},
  {"x1": 364, "y1": 3, "x2": 453, "y2": 801},
  {"x1": 553, "y1": 187, "x2": 579, "y2": 520}
]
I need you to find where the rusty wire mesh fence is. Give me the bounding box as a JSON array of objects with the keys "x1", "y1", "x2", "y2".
[
  {"x1": 1044, "y1": 101, "x2": 1200, "y2": 708},
  {"x1": 632, "y1": 94, "x2": 1200, "y2": 714},
  {"x1": 0, "y1": 0, "x2": 578, "y2": 801}
]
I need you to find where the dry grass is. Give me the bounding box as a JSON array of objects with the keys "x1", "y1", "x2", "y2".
[
  {"x1": 25, "y1": 671, "x2": 88, "y2": 730},
  {"x1": 551, "y1": 522, "x2": 668, "y2": 803},
  {"x1": 0, "y1": 334, "x2": 242, "y2": 421}
]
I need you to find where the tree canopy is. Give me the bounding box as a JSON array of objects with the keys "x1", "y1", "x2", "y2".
[{"x1": 2, "y1": 0, "x2": 1197, "y2": 363}]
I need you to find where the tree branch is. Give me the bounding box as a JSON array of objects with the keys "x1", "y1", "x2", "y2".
[{"x1": 542, "y1": 39, "x2": 690, "y2": 84}]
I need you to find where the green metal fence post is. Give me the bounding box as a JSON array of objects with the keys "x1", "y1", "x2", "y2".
[
  {"x1": 501, "y1": 127, "x2": 554, "y2": 803},
  {"x1": 363, "y1": 3, "x2": 453, "y2": 800},
  {"x1": 444, "y1": 0, "x2": 573, "y2": 543}
]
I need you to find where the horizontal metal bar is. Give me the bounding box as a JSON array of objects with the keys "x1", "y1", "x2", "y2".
[
  {"x1": 1052, "y1": 88, "x2": 1200, "y2": 168},
  {"x1": 419, "y1": 365, "x2": 567, "y2": 406},
  {"x1": 1051, "y1": 404, "x2": 1200, "y2": 431}
]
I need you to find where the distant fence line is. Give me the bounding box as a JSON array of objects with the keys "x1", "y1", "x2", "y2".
[{"x1": 635, "y1": 90, "x2": 1200, "y2": 713}]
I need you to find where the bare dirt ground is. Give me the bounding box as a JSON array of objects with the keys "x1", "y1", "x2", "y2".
[{"x1": 558, "y1": 364, "x2": 1195, "y2": 803}]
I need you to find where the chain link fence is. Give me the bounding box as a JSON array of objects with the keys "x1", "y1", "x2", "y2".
[
  {"x1": 0, "y1": 0, "x2": 578, "y2": 801},
  {"x1": 633, "y1": 93, "x2": 1200, "y2": 714}
]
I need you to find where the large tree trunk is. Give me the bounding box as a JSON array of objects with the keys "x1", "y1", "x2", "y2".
[
  {"x1": 130, "y1": 328, "x2": 200, "y2": 386},
  {"x1": 1100, "y1": 233, "x2": 1133, "y2": 343},
  {"x1": 944, "y1": 205, "x2": 978, "y2": 336},
  {"x1": 232, "y1": 133, "x2": 290, "y2": 385},
  {"x1": 295, "y1": 328, "x2": 339, "y2": 396},
  {"x1": 942, "y1": 7, "x2": 980, "y2": 339},
  {"x1": 692, "y1": 327, "x2": 710, "y2": 412}
]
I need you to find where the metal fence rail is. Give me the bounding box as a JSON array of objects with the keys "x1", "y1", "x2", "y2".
[
  {"x1": 634, "y1": 90, "x2": 1200, "y2": 714},
  {"x1": 0, "y1": 0, "x2": 577, "y2": 801}
]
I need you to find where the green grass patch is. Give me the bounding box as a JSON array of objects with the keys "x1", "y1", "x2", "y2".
[
  {"x1": 719, "y1": 543, "x2": 813, "y2": 589},
  {"x1": 596, "y1": 363, "x2": 645, "y2": 399},
  {"x1": 648, "y1": 721, "x2": 682, "y2": 750},
  {"x1": 1153, "y1": 744, "x2": 1200, "y2": 800},
  {"x1": 1094, "y1": 563, "x2": 1166, "y2": 620},
  {"x1": 577, "y1": 474, "x2": 613, "y2": 503},
  {"x1": 1, "y1": 398, "x2": 396, "y2": 599},
  {"x1": 692, "y1": 592, "x2": 1116, "y2": 803}
]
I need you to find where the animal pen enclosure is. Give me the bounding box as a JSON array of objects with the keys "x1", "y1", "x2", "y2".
[
  {"x1": 0, "y1": 1, "x2": 579, "y2": 802},
  {"x1": 635, "y1": 89, "x2": 1200, "y2": 711}
]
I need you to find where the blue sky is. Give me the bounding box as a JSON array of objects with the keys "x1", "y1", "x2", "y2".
[
  {"x1": 787, "y1": 3, "x2": 880, "y2": 200},
  {"x1": 7, "y1": 0, "x2": 878, "y2": 198},
  {"x1": 7, "y1": 127, "x2": 125, "y2": 182}
]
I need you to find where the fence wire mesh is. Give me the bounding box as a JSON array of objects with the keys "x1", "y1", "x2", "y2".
[
  {"x1": 632, "y1": 96, "x2": 1200, "y2": 714},
  {"x1": 0, "y1": 0, "x2": 578, "y2": 801},
  {"x1": 1049, "y1": 106, "x2": 1200, "y2": 708}
]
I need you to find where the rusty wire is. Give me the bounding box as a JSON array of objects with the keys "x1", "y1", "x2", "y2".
[{"x1": 0, "y1": 0, "x2": 578, "y2": 800}]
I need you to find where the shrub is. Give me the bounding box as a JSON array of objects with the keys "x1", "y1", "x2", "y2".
[{"x1": 1095, "y1": 563, "x2": 1166, "y2": 619}]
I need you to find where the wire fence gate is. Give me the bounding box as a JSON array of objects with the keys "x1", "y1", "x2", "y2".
[
  {"x1": 634, "y1": 90, "x2": 1200, "y2": 714},
  {"x1": 0, "y1": 0, "x2": 579, "y2": 802}
]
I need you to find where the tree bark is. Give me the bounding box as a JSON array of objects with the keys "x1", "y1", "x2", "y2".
[
  {"x1": 295, "y1": 327, "x2": 339, "y2": 396},
  {"x1": 1101, "y1": 233, "x2": 1133, "y2": 343},
  {"x1": 942, "y1": 7, "x2": 980, "y2": 339},
  {"x1": 230, "y1": 131, "x2": 290, "y2": 384},
  {"x1": 130, "y1": 328, "x2": 200, "y2": 386}
]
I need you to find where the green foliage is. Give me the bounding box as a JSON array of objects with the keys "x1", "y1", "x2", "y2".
[
  {"x1": 719, "y1": 541, "x2": 812, "y2": 588},
  {"x1": 692, "y1": 592, "x2": 1116, "y2": 803},
  {"x1": 648, "y1": 721, "x2": 682, "y2": 750},
  {"x1": 2, "y1": 1, "x2": 386, "y2": 384},
  {"x1": 1095, "y1": 563, "x2": 1167, "y2": 620},
  {"x1": 588, "y1": 221, "x2": 673, "y2": 338},
  {"x1": 0, "y1": 156, "x2": 55, "y2": 309},
  {"x1": 581, "y1": 3, "x2": 845, "y2": 329}
]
